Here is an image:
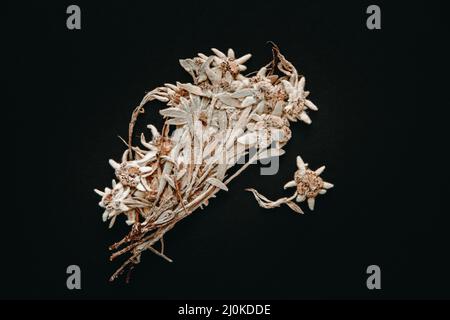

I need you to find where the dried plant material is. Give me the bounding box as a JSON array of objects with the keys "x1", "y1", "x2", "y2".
[
  {"x1": 95, "y1": 45, "x2": 320, "y2": 281},
  {"x1": 247, "y1": 156, "x2": 333, "y2": 212}
]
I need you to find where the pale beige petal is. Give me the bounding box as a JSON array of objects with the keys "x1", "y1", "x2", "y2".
[
  {"x1": 147, "y1": 124, "x2": 160, "y2": 138},
  {"x1": 305, "y1": 99, "x2": 318, "y2": 111},
  {"x1": 108, "y1": 216, "x2": 117, "y2": 229},
  {"x1": 109, "y1": 159, "x2": 120, "y2": 170},
  {"x1": 299, "y1": 112, "x2": 312, "y2": 124},
  {"x1": 257, "y1": 67, "x2": 267, "y2": 77},
  {"x1": 235, "y1": 53, "x2": 252, "y2": 65},
  {"x1": 307, "y1": 197, "x2": 315, "y2": 210},
  {"x1": 272, "y1": 100, "x2": 284, "y2": 117},
  {"x1": 283, "y1": 180, "x2": 296, "y2": 189},
  {"x1": 282, "y1": 80, "x2": 294, "y2": 94},
  {"x1": 323, "y1": 182, "x2": 334, "y2": 189},
  {"x1": 227, "y1": 48, "x2": 235, "y2": 59},
  {"x1": 121, "y1": 149, "x2": 130, "y2": 162},
  {"x1": 315, "y1": 165, "x2": 326, "y2": 176},
  {"x1": 211, "y1": 48, "x2": 226, "y2": 58},
  {"x1": 102, "y1": 210, "x2": 109, "y2": 222},
  {"x1": 297, "y1": 76, "x2": 305, "y2": 92},
  {"x1": 296, "y1": 156, "x2": 306, "y2": 171}
]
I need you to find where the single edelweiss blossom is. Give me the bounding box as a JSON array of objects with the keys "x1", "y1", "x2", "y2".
[
  {"x1": 161, "y1": 83, "x2": 190, "y2": 107},
  {"x1": 238, "y1": 112, "x2": 291, "y2": 148},
  {"x1": 150, "y1": 135, "x2": 173, "y2": 156},
  {"x1": 282, "y1": 76, "x2": 318, "y2": 124},
  {"x1": 109, "y1": 149, "x2": 157, "y2": 191},
  {"x1": 140, "y1": 125, "x2": 161, "y2": 151},
  {"x1": 247, "y1": 155, "x2": 333, "y2": 213},
  {"x1": 191, "y1": 48, "x2": 251, "y2": 86},
  {"x1": 284, "y1": 156, "x2": 333, "y2": 210},
  {"x1": 249, "y1": 66, "x2": 278, "y2": 85},
  {"x1": 140, "y1": 124, "x2": 173, "y2": 157},
  {"x1": 178, "y1": 56, "x2": 208, "y2": 84},
  {"x1": 94, "y1": 180, "x2": 131, "y2": 227},
  {"x1": 242, "y1": 68, "x2": 287, "y2": 115},
  {"x1": 208, "y1": 48, "x2": 252, "y2": 77}
]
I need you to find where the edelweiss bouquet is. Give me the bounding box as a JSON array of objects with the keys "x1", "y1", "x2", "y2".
[{"x1": 95, "y1": 45, "x2": 324, "y2": 281}]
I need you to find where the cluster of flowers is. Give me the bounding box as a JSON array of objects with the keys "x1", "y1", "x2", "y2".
[{"x1": 95, "y1": 46, "x2": 329, "y2": 280}]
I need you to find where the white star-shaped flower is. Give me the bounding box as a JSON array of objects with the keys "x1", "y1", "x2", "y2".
[
  {"x1": 283, "y1": 156, "x2": 333, "y2": 210},
  {"x1": 94, "y1": 180, "x2": 131, "y2": 227},
  {"x1": 237, "y1": 113, "x2": 291, "y2": 148},
  {"x1": 282, "y1": 77, "x2": 318, "y2": 124},
  {"x1": 108, "y1": 149, "x2": 157, "y2": 191}
]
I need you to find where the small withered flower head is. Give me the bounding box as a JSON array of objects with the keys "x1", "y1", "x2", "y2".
[
  {"x1": 95, "y1": 180, "x2": 131, "y2": 227},
  {"x1": 210, "y1": 48, "x2": 252, "y2": 78},
  {"x1": 238, "y1": 113, "x2": 291, "y2": 147},
  {"x1": 282, "y1": 77, "x2": 318, "y2": 124},
  {"x1": 108, "y1": 150, "x2": 156, "y2": 189},
  {"x1": 284, "y1": 156, "x2": 334, "y2": 210}
]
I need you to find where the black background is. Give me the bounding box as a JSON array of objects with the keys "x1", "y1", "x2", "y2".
[{"x1": 6, "y1": 0, "x2": 449, "y2": 299}]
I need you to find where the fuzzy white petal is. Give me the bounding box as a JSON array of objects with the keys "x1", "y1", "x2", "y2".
[
  {"x1": 315, "y1": 166, "x2": 326, "y2": 176},
  {"x1": 323, "y1": 182, "x2": 334, "y2": 189},
  {"x1": 257, "y1": 67, "x2": 267, "y2": 77},
  {"x1": 94, "y1": 189, "x2": 104, "y2": 196},
  {"x1": 211, "y1": 48, "x2": 226, "y2": 58},
  {"x1": 307, "y1": 197, "x2": 315, "y2": 211},
  {"x1": 102, "y1": 210, "x2": 109, "y2": 222},
  {"x1": 109, "y1": 159, "x2": 120, "y2": 170},
  {"x1": 235, "y1": 53, "x2": 252, "y2": 65},
  {"x1": 305, "y1": 99, "x2": 318, "y2": 111},
  {"x1": 139, "y1": 166, "x2": 154, "y2": 173},
  {"x1": 227, "y1": 48, "x2": 235, "y2": 59},
  {"x1": 241, "y1": 96, "x2": 256, "y2": 107},
  {"x1": 298, "y1": 76, "x2": 305, "y2": 92},
  {"x1": 284, "y1": 180, "x2": 296, "y2": 189},
  {"x1": 296, "y1": 156, "x2": 306, "y2": 171},
  {"x1": 272, "y1": 101, "x2": 284, "y2": 117},
  {"x1": 108, "y1": 216, "x2": 117, "y2": 229},
  {"x1": 237, "y1": 132, "x2": 258, "y2": 145}
]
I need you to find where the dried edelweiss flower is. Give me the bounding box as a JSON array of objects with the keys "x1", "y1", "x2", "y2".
[
  {"x1": 247, "y1": 156, "x2": 333, "y2": 213},
  {"x1": 95, "y1": 45, "x2": 324, "y2": 281},
  {"x1": 95, "y1": 180, "x2": 131, "y2": 227},
  {"x1": 109, "y1": 150, "x2": 156, "y2": 190},
  {"x1": 284, "y1": 156, "x2": 334, "y2": 210},
  {"x1": 238, "y1": 112, "x2": 291, "y2": 148}
]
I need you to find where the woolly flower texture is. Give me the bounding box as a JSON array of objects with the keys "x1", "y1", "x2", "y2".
[{"x1": 284, "y1": 156, "x2": 334, "y2": 210}]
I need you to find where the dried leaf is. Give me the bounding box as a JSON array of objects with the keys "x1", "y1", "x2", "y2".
[{"x1": 206, "y1": 177, "x2": 229, "y2": 191}]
